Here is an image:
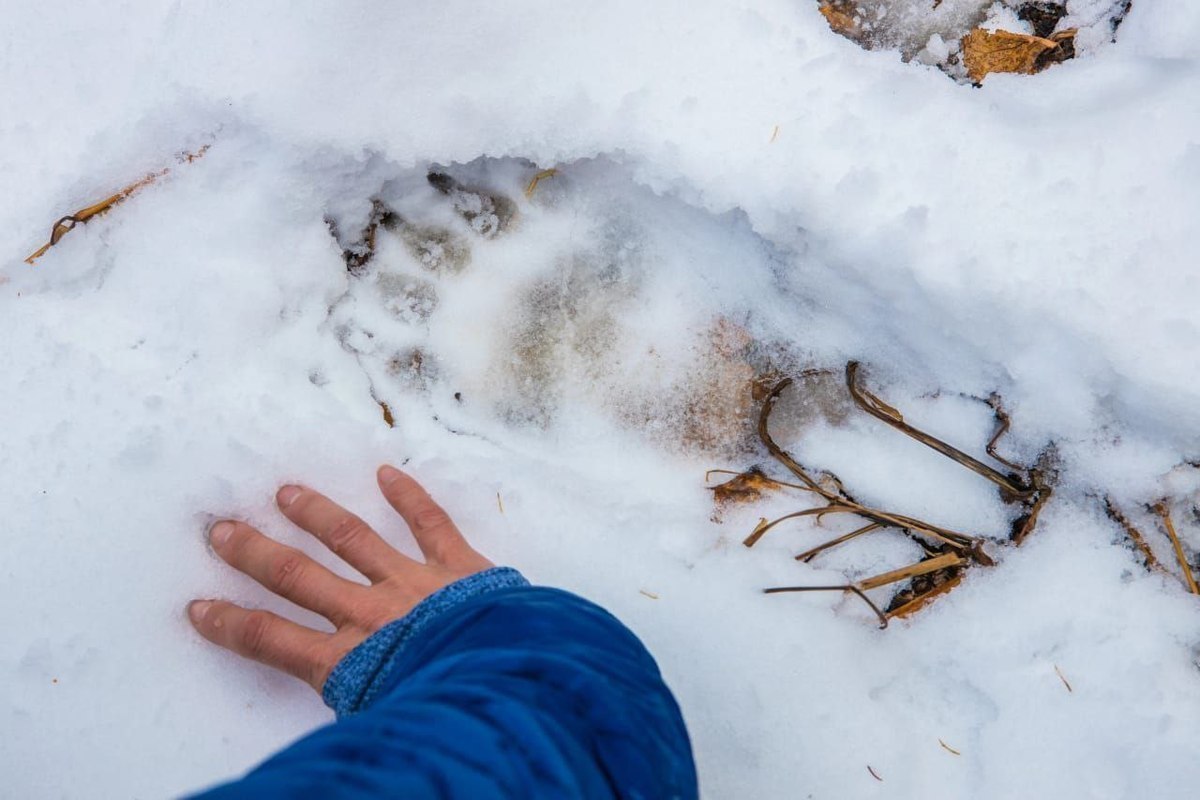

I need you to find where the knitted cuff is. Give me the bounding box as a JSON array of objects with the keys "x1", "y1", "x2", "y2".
[{"x1": 321, "y1": 566, "x2": 530, "y2": 718}]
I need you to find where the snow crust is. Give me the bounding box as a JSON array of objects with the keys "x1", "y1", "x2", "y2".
[{"x1": 3, "y1": 1, "x2": 1200, "y2": 797}]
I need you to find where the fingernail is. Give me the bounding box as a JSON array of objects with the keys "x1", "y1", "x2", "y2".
[
  {"x1": 378, "y1": 465, "x2": 402, "y2": 486},
  {"x1": 277, "y1": 485, "x2": 303, "y2": 508},
  {"x1": 209, "y1": 521, "x2": 235, "y2": 548},
  {"x1": 188, "y1": 600, "x2": 212, "y2": 624}
]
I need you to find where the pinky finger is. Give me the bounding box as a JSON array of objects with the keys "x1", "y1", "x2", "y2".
[{"x1": 188, "y1": 600, "x2": 334, "y2": 691}]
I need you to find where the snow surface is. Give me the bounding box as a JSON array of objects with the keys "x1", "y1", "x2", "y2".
[{"x1": 3, "y1": 1, "x2": 1200, "y2": 797}]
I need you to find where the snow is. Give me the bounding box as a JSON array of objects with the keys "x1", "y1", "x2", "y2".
[{"x1": 3, "y1": 1, "x2": 1200, "y2": 797}]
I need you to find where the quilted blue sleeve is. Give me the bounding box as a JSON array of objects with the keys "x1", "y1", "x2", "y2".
[{"x1": 188, "y1": 567, "x2": 697, "y2": 799}]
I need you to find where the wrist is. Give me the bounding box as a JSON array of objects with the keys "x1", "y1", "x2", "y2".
[{"x1": 322, "y1": 566, "x2": 530, "y2": 717}]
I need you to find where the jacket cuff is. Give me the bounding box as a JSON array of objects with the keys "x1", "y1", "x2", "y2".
[{"x1": 321, "y1": 566, "x2": 530, "y2": 718}]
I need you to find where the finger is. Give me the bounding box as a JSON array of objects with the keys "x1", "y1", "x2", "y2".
[
  {"x1": 376, "y1": 465, "x2": 480, "y2": 567},
  {"x1": 276, "y1": 484, "x2": 413, "y2": 583},
  {"x1": 208, "y1": 520, "x2": 369, "y2": 625},
  {"x1": 188, "y1": 600, "x2": 334, "y2": 690}
]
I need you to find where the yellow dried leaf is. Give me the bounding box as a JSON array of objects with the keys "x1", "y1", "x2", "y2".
[
  {"x1": 819, "y1": 2, "x2": 862, "y2": 43},
  {"x1": 961, "y1": 28, "x2": 1060, "y2": 83}
]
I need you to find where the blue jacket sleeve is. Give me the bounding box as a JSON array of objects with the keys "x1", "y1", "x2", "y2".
[{"x1": 189, "y1": 567, "x2": 698, "y2": 799}]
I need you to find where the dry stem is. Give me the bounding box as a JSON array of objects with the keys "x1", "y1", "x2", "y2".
[
  {"x1": 1155, "y1": 502, "x2": 1200, "y2": 595},
  {"x1": 1104, "y1": 497, "x2": 1165, "y2": 572}
]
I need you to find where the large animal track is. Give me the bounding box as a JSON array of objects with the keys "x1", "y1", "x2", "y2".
[{"x1": 318, "y1": 156, "x2": 807, "y2": 457}]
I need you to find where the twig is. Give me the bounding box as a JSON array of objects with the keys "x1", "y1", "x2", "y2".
[
  {"x1": 858, "y1": 553, "x2": 965, "y2": 591},
  {"x1": 867, "y1": 765, "x2": 883, "y2": 782},
  {"x1": 1105, "y1": 497, "x2": 1165, "y2": 572},
  {"x1": 938, "y1": 739, "x2": 962, "y2": 756},
  {"x1": 757, "y1": 377, "x2": 992, "y2": 564},
  {"x1": 25, "y1": 144, "x2": 211, "y2": 265},
  {"x1": 1054, "y1": 664, "x2": 1073, "y2": 693},
  {"x1": 763, "y1": 584, "x2": 889, "y2": 629},
  {"x1": 1155, "y1": 502, "x2": 1200, "y2": 595},
  {"x1": 524, "y1": 168, "x2": 558, "y2": 199},
  {"x1": 795, "y1": 522, "x2": 883, "y2": 562},
  {"x1": 1011, "y1": 483, "x2": 1052, "y2": 546},
  {"x1": 983, "y1": 393, "x2": 1028, "y2": 473},
  {"x1": 846, "y1": 362, "x2": 1034, "y2": 500},
  {"x1": 886, "y1": 573, "x2": 963, "y2": 619},
  {"x1": 743, "y1": 505, "x2": 859, "y2": 548}
]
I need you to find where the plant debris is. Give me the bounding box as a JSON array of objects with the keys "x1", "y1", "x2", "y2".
[
  {"x1": 1106, "y1": 496, "x2": 1200, "y2": 595},
  {"x1": 1156, "y1": 502, "x2": 1200, "y2": 595},
  {"x1": 813, "y1": 0, "x2": 1129, "y2": 85},
  {"x1": 24, "y1": 144, "x2": 211, "y2": 265},
  {"x1": 708, "y1": 467, "x2": 814, "y2": 513},
  {"x1": 939, "y1": 738, "x2": 962, "y2": 756},
  {"x1": 1054, "y1": 664, "x2": 1073, "y2": 693},
  {"x1": 524, "y1": 168, "x2": 558, "y2": 199},
  {"x1": 1105, "y1": 497, "x2": 1166, "y2": 573},
  {"x1": 378, "y1": 399, "x2": 396, "y2": 428},
  {"x1": 715, "y1": 360, "x2": 1053, "y2": 626},
  {"x1": 961, "y1": 27, "x2": 1076, "y2": 84}
]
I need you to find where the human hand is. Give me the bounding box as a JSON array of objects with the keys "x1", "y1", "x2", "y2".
[{"x1": 188, "y1": 465, "x2": 494, "y2": 692}]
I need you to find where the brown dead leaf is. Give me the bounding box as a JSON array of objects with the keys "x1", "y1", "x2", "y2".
[
  {"x1": 375, "y1": 397, "x2": 396, "y2": 428},
  {"x1": 710, "y1": 467, "x2": 779, "y2": 507},
  {"x1": 887, "y1": 573, "x2": 963, "y2": 619},
  {"x1": 962, "y1": 28, "x2": 1062, "y2": 83},
  {"x1": 819, "y1": 2, "x2": 862, "y2": 42}
]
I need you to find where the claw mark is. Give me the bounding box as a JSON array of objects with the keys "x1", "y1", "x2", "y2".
[{"x1": 326, "y1": 198, "x2": 392, "y2": 275}]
